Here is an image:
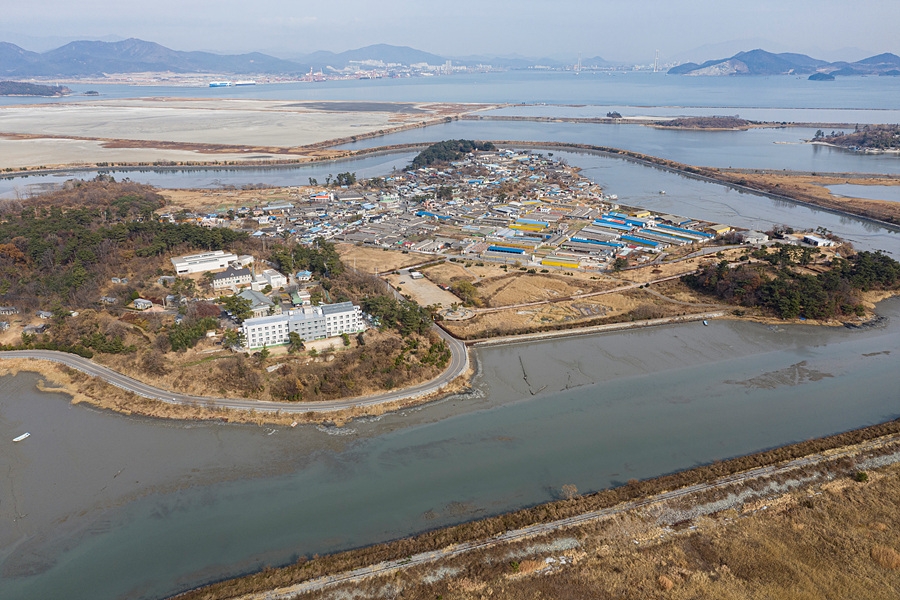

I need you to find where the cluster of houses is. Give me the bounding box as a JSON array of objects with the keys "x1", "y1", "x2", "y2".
[
  {"x1": 329, "y1": 149, "x2": 736, "y2": 270},
  {"x1": 153, "y1": 150, "x2": 737, "y2": 273},
  {"x1": 159, "y1": 189, "x2": 370, "y2": 247},
  {"x1": 154, "y1": 148, "x2": 843, "y2": 281}
]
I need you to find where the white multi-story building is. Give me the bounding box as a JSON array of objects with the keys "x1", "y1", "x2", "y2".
[
  {"x1": 241, "y1": 302, "x2": 364, "y2": 349},
  {"x1": 171, "y1": 251, "x2": 239, "y2": 275}
]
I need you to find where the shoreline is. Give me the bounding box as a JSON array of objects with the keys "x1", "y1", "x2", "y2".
[
  {"x1": 466, "y1": 310, "x2": 726, "y2": 346},
  {"x1": 809, "y1": 140, "x2": 900, "y2": 155},
  {"x1": 1, "y1": 297, "x2": 890, "y2": 426},
  {"x1": 3, "y1": 304, "x2": 897, "y2": 597}
]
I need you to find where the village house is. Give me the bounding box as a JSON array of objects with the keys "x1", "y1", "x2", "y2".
[
  {"x1": 212, "y1": 266, "x2": 253, "y2": 290},
  {"x1": 237, "y1": 289, "x2": 281, "y2": 319}
]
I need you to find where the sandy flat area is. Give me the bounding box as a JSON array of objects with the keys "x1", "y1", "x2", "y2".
[
  {"x1": 0, "y1": 137, "x2": 282, "y2": 169},
  {"x1": 0, "y1": 101, "x2": 397, "y2": 146},
  {"x1": 0, "y1": 100, "x2": 490, "y2": 169}
]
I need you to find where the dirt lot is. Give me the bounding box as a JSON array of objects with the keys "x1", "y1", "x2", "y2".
[
  {"x1": 335, "y1": 245, "x2": 428, "y2": 274},
  {"x1": 161, "y1": 187, "x2": 301, "y2": 213},
  {"x1": 387, "y1": 273, "x2": 461, "y2": 307}
]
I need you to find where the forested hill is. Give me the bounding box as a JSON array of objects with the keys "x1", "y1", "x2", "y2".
[
  {"x1": 0, "y1": 178, "x2": 246, "y2": 310},
  {"x1": 683, "y1": 246, "x2": 900, "y2": 320},
  {"x1": 0, "y1": 80, "x2": 70, "y2": 96}
]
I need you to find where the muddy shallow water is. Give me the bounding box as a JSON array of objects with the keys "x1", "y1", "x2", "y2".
[{"x1": 1, "y1": 298, "x2": 899, "y2": 599}]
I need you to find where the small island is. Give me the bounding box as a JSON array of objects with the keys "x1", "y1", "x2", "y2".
[
  {"x1": 0, "y1": 80, "x2": 71, "y2": 97},
  {"x1": 812, "y1": 125, "x2": 900, "y2": 152},
  {"x1": 650, "y1": 116, "x2": 753, "y2": 130},
  {"x1": 809, "y1": 72, "x2": 836, "y2": 81}
]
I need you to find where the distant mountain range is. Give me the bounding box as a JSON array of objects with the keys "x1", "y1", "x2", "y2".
[
  {"x1": 0, "y1": 38, "x2": 306, "y2": 77},
  {"x1": 0, "y1": 38, "x2": 613, "y2": 77},
  {"x1": 668, "y1": 49, "x2": 900, "y2": 77},
  {"x1": 1, "y1": 39, "x2": 895, "y2": 79}
]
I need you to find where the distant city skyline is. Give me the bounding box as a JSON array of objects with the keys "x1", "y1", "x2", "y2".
[{"x1": 4, "y1": 0, "x2": 897, "y2": 63}]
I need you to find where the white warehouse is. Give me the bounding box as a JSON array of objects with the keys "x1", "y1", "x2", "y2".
[
  {"x1": 241, "y1": 301, "x2": 365, "y2": 349},
  {"x1": 171, "y1": 250, "x2": 239, "y2": 275}
]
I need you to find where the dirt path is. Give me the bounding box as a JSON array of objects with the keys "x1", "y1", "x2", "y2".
[{"x1": 473, "y1": 272, "x2": 694, "y2": 314}]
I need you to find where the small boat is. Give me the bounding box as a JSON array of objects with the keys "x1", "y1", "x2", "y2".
[
  {"x1": 703, "y1": 320, "x2": 708, "y2": 326},
  {"x1": 659, "y1": 190, "x2": 666, "y2": 195},
  {"x1": 13, "y1": 432, "x2": 30, "y2": 442}
]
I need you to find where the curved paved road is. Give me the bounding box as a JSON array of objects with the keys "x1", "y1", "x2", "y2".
[{"x1": 0, "y1": 325, "x2": 468, "y2": 414}]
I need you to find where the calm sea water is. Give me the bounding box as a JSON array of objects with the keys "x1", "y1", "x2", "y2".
[
  {"x1": 332, "y1": 120, "x2": 900, "y2": 174},
  {"x1": 0, "y1": 152, "x2": 420, "y2": 200},
  {"x1": 3, "y1": 71, "x2": 900, "y2": 109}
]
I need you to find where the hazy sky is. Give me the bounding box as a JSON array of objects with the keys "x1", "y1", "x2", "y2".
[{"x1": 3, "y1": 0, "x2": 897, "y2": 62}]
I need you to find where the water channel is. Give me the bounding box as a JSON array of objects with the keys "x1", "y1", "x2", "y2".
[
  {"x1": 2, "y1": 297, "x2": 899, "y2": 600},
  {"x1": 827, "y1": 183, "x2": 900, "y2": 203}
]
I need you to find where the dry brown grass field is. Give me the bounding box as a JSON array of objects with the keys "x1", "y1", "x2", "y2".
[
  {"x1": 475, "y1": 272, "x2": 611, "y2": 307},
  {"x1": 333, "y1": 463, "x2": 900, "y2": 600},
  {"x1": 441, "y1": 289, "x2": 694, "y2": 339},
  {"x1": 715, "y1": 171, "x2": 900, "y2": 224}
]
